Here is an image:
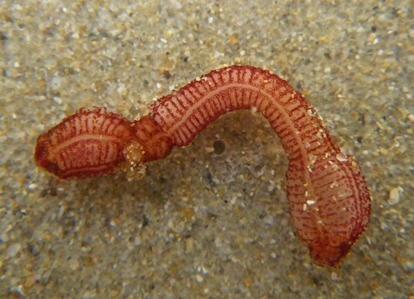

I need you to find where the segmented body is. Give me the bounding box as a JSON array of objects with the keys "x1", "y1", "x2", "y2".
[{"x1": 35, "y1": 66, "x2": 371, "y2": 267}]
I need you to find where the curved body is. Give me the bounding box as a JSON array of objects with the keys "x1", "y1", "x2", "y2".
[{"x1": 35, "y1": 66, "x2": 371, "y2": 267}]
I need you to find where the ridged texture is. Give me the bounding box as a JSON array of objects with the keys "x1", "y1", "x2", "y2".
[
  {"x1": 149, "y1": 66, "x2": 371, "y2": 267},
  {"x1": 35, "y1": 107, "x2": 133, "y2": 179},
  {"x1": 130, "y1": 116, "x2": 174, "y2": 162},
  {"x1": 34, "y1": 66, "x2": 371, "y2": 267}
]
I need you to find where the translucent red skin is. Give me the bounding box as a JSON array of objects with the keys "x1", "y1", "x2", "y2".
[
  {"x1": 35, "y1": 107, "x2": 134, "y2": 180},
  {"x1": 34, "y1": 66, "x2": 371, "y2": 267}
]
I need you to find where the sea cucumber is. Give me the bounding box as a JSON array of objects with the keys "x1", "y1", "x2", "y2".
[{"x1": 34, "y1": 65, "x2": 371, "y2": 267}]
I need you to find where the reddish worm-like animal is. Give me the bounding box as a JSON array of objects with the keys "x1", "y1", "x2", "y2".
[{"x1": 35, "y1": 66, "x2": 371, "y2": 267}]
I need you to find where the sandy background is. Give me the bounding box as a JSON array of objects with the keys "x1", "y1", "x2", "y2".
[{"x1": 1, "y1": 0, "x2": 413, "y2": 298}]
